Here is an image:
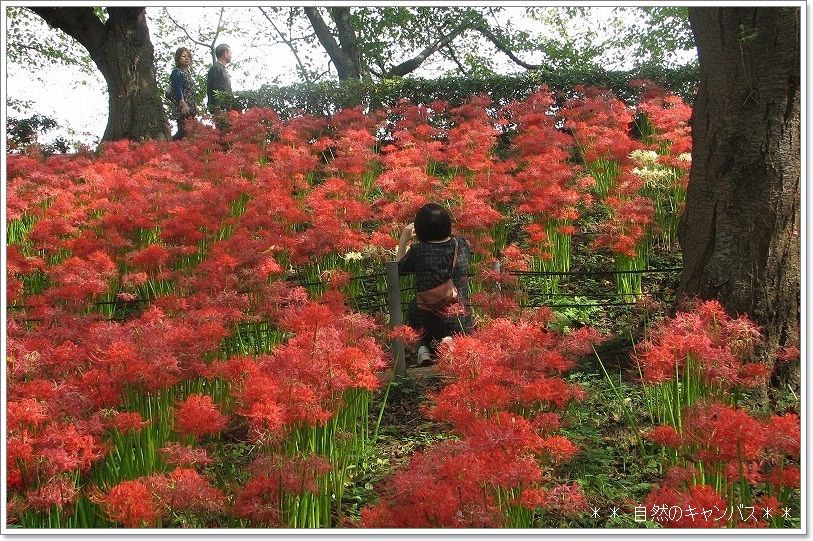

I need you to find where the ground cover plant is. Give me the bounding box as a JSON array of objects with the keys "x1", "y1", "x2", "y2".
[{"x1": 5, "y1": 81, "x2": 800, "y2": 529}]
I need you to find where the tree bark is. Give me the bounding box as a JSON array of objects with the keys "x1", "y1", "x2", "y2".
[
  {"x1": 30, "y1": 7, "x2": 170, "y2": 141},
  {"x1": 304, "y1": 7, "x2": 362, "y2": 80},
  {"x1": 680, "y1": 7, "x2": 800, "y2": 390},
  {"x1": 387, "y1": 23, "x2": 470, "y2": 77}
]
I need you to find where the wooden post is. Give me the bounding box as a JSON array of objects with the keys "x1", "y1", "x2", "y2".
[
  {"x1": 493, "y1": 260, "x2": 502, "y2": 296},
  {"x1": 386, "y1": 261, "x2": 406, "y2": 376}
]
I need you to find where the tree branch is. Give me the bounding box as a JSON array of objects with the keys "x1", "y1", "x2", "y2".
[
  {"x1": 163, "y1": 8, "x2": 212, "y2": 52},
  {"x1": 259, "y1": 7, "x2": 313, "y2": 83},
  {"x1": 443, "y1": 43, "x2": 469, "y2": 75},
  {"x1": 470, "y1": 24, "x2": 547, "y2": 71},
  {"x1": 28, "y1": 7, "x2": 107, "y2": 59},
  {"x1": 326, "y1": 7, "x2": 365, "y2": 79},
  {"x1": 162, "y1": 7, "x2": 224, "y2": 63},
  {"x1": 210, "y1": 7, "x2": 225, "y2": 63},
  {"x1": 387, "y1": 22, "x2": 470, "y2": 77},
  {"x1": 304, "y1": 6, "x2": 358, "y2": 79}
]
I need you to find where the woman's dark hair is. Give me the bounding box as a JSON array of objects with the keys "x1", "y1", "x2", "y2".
[
  {"x1": 414, "y1": 203, "x2": 452, "y2": 242},
  {"x1": 174, "y1": 47, "x2": 191, "y2": 68}
]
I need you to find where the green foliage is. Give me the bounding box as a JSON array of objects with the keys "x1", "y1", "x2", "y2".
[
  {"x1": 547, "y1": 297, "x2": 601, "y2": 334},
  {"x1": 235, "y1": 64, "x2": 698, "y2": 118},
  {"x1": 601, "y1": 7, "x2": 695, "y2": 69},
  {"x1": 7, "y1": 113, "x2": 73, "y2": 155},
  {"x1": 345, "y1": 7, "x2": 518, "y2": 77},
  {"x1": 526, "y1": 6, "x2": 694, "y2": 71},
  {"x1": 7, "y1": 7, "x2": 97, "y2": 78}
]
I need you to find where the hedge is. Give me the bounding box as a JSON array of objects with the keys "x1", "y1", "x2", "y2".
[{"x1": 232, "y1": 64, "x2": 698, "y2": 119}]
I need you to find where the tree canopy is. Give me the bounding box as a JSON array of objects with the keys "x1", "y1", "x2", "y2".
[{"x1": 7, "y1": 6, "x2": 698, "y2": 144}]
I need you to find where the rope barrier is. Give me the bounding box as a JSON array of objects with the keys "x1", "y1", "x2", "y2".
[{"x1": 8, "y1": 265, "x2": 681, "y2": 314}]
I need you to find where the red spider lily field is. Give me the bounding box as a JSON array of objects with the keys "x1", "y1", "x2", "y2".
[{"x1": 5, "y1": 82, "x2": 801, "y2": 530}]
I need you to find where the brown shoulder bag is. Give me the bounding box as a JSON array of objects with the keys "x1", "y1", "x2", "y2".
[{"x1": 416, "y1": 238, "x2": 459, "y2": 316}]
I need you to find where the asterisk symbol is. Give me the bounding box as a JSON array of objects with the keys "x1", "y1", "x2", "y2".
[
  {"x1": 763, "y1": 507, "x2": 773, "y2": 519},
  {"x1": 591, "y1": 507, "x2": 601, "y2": 518},
  {"x1": 610, "y1": 506, "x2": 620, "y2": 518},
  {"x1": 782, "y1": 507, "x2": 792, "y2": 519}
]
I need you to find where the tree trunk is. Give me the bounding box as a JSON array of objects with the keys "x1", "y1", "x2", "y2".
[
  {"x1": 30, "y1": 7, "x2": 170, "y2": 141},
  {"x1": 680, "y1": 7, "x2": 800, "y2": 391},
  {"x1": 304, "y1": 7, "x2": 363, "y2": 81}
]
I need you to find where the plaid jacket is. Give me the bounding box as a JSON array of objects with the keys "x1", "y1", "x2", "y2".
[{"x1": 398, "y1": 236, "x2": 471, "y2": 307}]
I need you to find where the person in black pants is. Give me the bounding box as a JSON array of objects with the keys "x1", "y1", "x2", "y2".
[
  {"x1": 170, "y1": 47, "x2": 198, "y2": 140},
  {"x1": 206, "y1": 44, "x2": 233, "y2": 115},
  {"x1": 396, "y1": 203, "x2": 473, "y2": 366}
]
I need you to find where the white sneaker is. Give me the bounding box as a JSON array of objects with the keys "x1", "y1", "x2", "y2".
[{"x1": 417, "y1": 346, "x2": 432, "y2": 366}]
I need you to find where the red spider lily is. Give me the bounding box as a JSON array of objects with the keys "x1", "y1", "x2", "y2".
[
  {"x1": 6, "y1": 92, "x2": 703, "y2": 528},
  {"x1": 159, "y1": 442, "x2": 214, "y2": 468},
  {"x1": 592, "y1": 193, "x2": 654, "y2": 258},
  {"x1": 765, "y1": 464, "x2": 800, "y2": 489},
  {"x1": 46, "y1": 251, "x2": 116, "y2": 307},
  {"x1": 324, "y1": 126, "x2": 380, "y2": 178},
  {"x1": 222, "y1": 107, "x2": 281, "y2": 147},
  {"x1": 36, "y1": 423, "x2": 107, "y2": 478},
  {"x1": 501, "y1": 243, "x2": 531, "y2": 272},
  {"x1": 222, "y1": 304, "x2": 385, "y2": 441},
  {"x1": 776, "y1": 346, "x2": 800, "y2": 362},
  {"x1": 444, "y1": 116, "x2": 499, "y2": 172},
  {"x1": 724, "y1": 459, "x2": 763, "y2": 484},
  {"x1": 561, "y1": 85, "x2": 642, "y2": 163},
  {"x1": 173, "y1": 394, "x2": 229, "y2": 439},
  {"x1": 441, "y1": 302, "x2": 469, "y2": 318},
  {"x1": 634, "y1": 300, "x2": 764, "y2": 388},
  {"x1": 247, "y1": 453, "x2": 332, "y2": 494},
  {"x1": 681, "y1": 402, "x2": 766, "y2": 462},
  {"x1": 7, "y1": 378, "x2": 56, "y2": 402},
  {"x1": 91, "y1": 479, "x2": 164, "y2": 527},
  {"x1": 754, "y1": 495, "x2": 782, "y2": 526},
  {"x1": 471, "y1": 290, "x2": 522, "y2": 320},
  {"x1": 543, "y1": 483, "x2": 589, "y2": 517},
  {"x1": 646, "y1": 424, "x2": 682, "y2": 448},
  {"x1": 375, "y1": 165, "x2": 440, "y2": 195},
  {"x1": 539, "y1": 435, "x2": 579, "y2": 464},
  {"x1": 25, "y1": 475, "x2": 79, "y2": 513},
  {"x1": 7, "y1": 398, "x2": 48, "y2": 432},
  {"x1": 644, "y1": 484, "x2": 727, "y2": 528},
  {"x1": 516, "y1": 487, "x2": 547, "y2": 510},
  {"x1": 232, "y1": 475, "x2": 285, "y2": 527},
  {"x1": 7, "y1": 433, "x2": 35, "y2": 489},
  {"x1": 763, "y1": 413, "x2": 800, "y2": 459},
  {"x1": 359, "y1": 441, "x2": 506, "y2": 528},
  {"x1": 388, "y1": 324, "x2": 421, "y2": 345},
  {"x1": 661, "y1": 465, "x2": 697, "y2": 489},
  {"x1": 630, "y1": 79, "x2": 693, "y2": 155},
  {"x1": 529, "y1": 411, "x2": 562, "y2": 435},
  {"x1": 109, "y1": 411, "x2": 150, "y2": 433},
  {"x1": 145, "y1": 467, "x2": 227, "y2": 517}
]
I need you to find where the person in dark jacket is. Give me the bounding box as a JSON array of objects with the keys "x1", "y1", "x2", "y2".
[
  {"x1": 206, "y1": 44, "x2": 233, "y2": 114},
  {"x1": 396, "y1": 203, "x2": 473, "y2": 366},
  {"x1": 170, "y1": 47, "x2": 198, "y2": 140}
]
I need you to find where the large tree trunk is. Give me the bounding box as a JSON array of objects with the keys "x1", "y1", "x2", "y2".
[
  {"x1": 304, "y1": 7, "x2": 364, "y2": 81},
  {"x1": 30, "y1": 7, "x2": 170, "y2": 141},
  {"x1": 680, "y1": 7, "x2": 801, "y2": 391}
]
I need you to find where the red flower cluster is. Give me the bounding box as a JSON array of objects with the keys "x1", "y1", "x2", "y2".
[
  {"x1": 92, "y1": 467, "x2": 226, "y2": 527},
  {"x1": 233, "y1": 453, "x2": 331, "y2": 527},
  {"x1": 361, "y1": 313, "x2": 603, "y2": 527},
  {"x1": 633, "y1": 300, "x2": 768, "y2": 387},
  {"x1": 173, "y1": 394, "x2": 229, "y2": 439},
  {"x1": 207, "y1": 298, "x2": 387, "y2": 443},
  {"x1": 645, "y1": 403, "x2": 800, "y2": 524},
  {"x1": 7, "y1": 85, "x2": 693, "y2": 527}
]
